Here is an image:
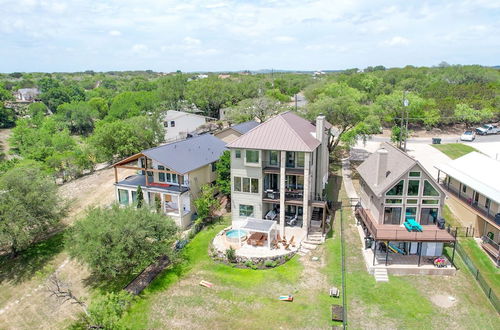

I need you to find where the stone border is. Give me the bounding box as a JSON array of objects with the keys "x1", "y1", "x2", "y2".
[{"x1": 209, "y1": 228, "x2": 297, "y2": 269}]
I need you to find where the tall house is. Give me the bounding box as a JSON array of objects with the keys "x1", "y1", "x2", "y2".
[
  {"x1": 227, "y1": 111, "x2": 331, "y2": 237},
  {"x1": 113, "y1": 134, "x2": 227, "y2": 229}
]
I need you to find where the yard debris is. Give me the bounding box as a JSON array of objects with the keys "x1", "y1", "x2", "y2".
[
  {"x1": 311, "y1": 256, "x2": 320, "y2": 261},
  {"x1": 279, "y1": 295, "x2": 293, "y2": 302},
  {"x1": 200, "y1": 280, "x2": 213, "y2": 288}
]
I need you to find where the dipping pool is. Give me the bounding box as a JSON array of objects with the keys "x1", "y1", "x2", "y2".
[{"x1": 226, "y1": 229, "x2": 248, "y2": 239}]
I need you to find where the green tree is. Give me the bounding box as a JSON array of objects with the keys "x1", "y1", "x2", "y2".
[
  {"x1": 67, "y1": 205, "x2": 178, "y2": 278},
  {"x1": 454, "y1": 103, "x2": 490, "y2": 128},
  {"x1": 215, "y1": 151, "x2": 230, "y2": 196},
  {"x1": 84, "y1": 291, "x2": 133, "y2": 329},
  {"x1": 107, "y1": 91, "x2": 159, "y2": 120},
  {"x1": 136, "y1": 185, "x2": 144, "y2": 208},
  {"x1": 90, "y1": 115, "x2": 163, "y2": 162},
  {"x1": 88, "y1": 97, "x2": 109, "y2": 119},
  {"x1": 225, "y1": 97, "x2": 282, "y2": 123},
  {"x1": 194, "y1": 184, "x2": 220, "y2": 226},
  {"x1": 0, "y1": 163, "x2": 67, "y2": 257},
  {"x1": 0, "y1": 104, "x2": 16, "y2": 128},
  {"x1": 56, "y1": 102, "x2": 98, "y2": 135}
]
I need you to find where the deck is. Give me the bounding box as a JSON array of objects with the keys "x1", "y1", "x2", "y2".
[{"x1": 356, "y1": 206, "x2": 456, "y2": 242}]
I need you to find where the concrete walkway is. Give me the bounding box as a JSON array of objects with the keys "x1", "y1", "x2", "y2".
[{"x1": 341, "y1": 158, "x2": 359, "y2": 201}]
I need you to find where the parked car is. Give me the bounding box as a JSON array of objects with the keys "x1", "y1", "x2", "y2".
[
  {"x1": 460, "y1": 130, "x2": 476, "y2": 141},
  {"x1": 475, "y1": 124, "x2": 500, "y2": 135}
]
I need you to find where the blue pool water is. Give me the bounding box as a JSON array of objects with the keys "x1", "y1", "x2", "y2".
[{"x1": 226, "y1": 229, "x2": 248, "y2": 239}]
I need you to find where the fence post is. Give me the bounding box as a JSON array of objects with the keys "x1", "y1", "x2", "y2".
[
  {"x1": 466, "y1": 226, "x2": 469, "y2": 237},
  {"x1": 488, "y1": 288, "x2": 492, "y2": 299},
  {"x1": 476, "y1": 269, "x2": 480, "y2": 279}
]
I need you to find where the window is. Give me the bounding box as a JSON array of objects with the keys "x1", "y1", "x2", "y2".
[
  {"x1": 131, "y1": 191, "x2": 137, "y2": 203},
  {"x1": 462, "y1": 184, "x2": 467, "y2": 193},
  {"x1": 407, "y1": 180, "x2": 420, "y2": 196},
  {"x1": 243, "y1": 177, "x2": 250, "y2": 192},
  {"x1": 239, "y1": 204, "x2": 254, "y2": 217},
  {"x1": 422, "y1": 199, "x2": 439, "y2": 204},
  {"x1": 485, "y1": 198, "x2": 491, "y2": 209},
  {"x1": 158, "y1": 165, "x2": 165, "y2": 182},
  {"x1": 296, "y1": 152, "x2": 305, "y2": 167},
  {"x1": 423, "y1": 180, "x2": 439, "y2": 196},
  {"x1": 383, "y1": 207, "x2": 402, "y2": 224},
  {"x1": 211, "y1": 162, "x2": 216, "y2": 172},
  {"x1": 251, "y1": 178, "x2": 259, "y2": 193},
  {"x1": 234, "y1": 177, "x2": 241, "y2": 192},
  {"x1": 385, "y1": 199, "x2": 402, "y2": 204},
  {"x1": 170, "y1": 120, "x2": 175, "y2": 127},
  {"x1": 163, "y1": 121, "x2": 168, "y2": 127},
  {"x1": 386, "y1": 180, "x2": 404, "y2": 196},
  {"x1": 235, "y1": 150, "x2": 241, "y2": 159},
  {"x1": 406, "y1": 199, "x2": 418, "y2": 204},
  {"x1": 246, "y1": 150, "x2": 259, "y2": 163},
  {"x1": 265, "y1": 173, "x2": 279, "y2": 191},
  {"x1": 405, "y1": 207, "x2": 417, "y2": 222},
  {"x1": 420, "y1": 208, "x2": 438, "y2": 225},
  {"x1": 118, "y1": 189, "x2": 129, "y2": 205},
  {"x1": 166, "y1": 172, "x2": 178, "y2": 184},
  {"x1": 286, "y1": 152, "x2": 295, "y2": 168},
  {"x1": 269, "y1": 151, "x2": 279, "y2": 166},
  {"x1": 409, "y1": 171, "x2": 420, "y2": 177}
]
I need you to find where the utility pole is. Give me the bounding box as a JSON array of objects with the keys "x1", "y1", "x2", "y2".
[
  {"x1": 399, "y1": 91, "x2": 409, "y2": 151},
  {"x1": 295, "y1": 94, "x2": 298, "y2": 110},
  {"x1": 403, "y1": 92, "x2": 410, "y2": 152}
]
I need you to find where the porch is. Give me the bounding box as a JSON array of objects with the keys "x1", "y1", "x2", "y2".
[{"x1": 481, "y1": 236, "x2": 500, "y2": 267}]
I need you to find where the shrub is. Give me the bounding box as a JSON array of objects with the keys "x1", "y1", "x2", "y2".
[
  {"x1": 244, "y1": 260, "x2": 253, "y2": 268},
  {"x1": 225, "y1": 247, "x2": 236, "y2": 263},
  {"x1": 264, "y1": 260, "x2": 277, "y2": 268}
]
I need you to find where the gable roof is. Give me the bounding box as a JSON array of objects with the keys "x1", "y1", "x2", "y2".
[
  {"x1": 357, "y1": 142, "x2": 418, "y2": 196},
  {"x1": 435, "y1": 152, "x2": 500, "y2": 204},
  {"x1": 163, "y1": 110, "x2": 215, "y2": 121},
  {"x1": 227, "y1": 111, "x2": 323, "y2": 152},
  {"x1": 231, "y1": 120, "x2": 260, "y2": 134},
  {"x1": 142, "y1": 134, "x2": 227, "y2": 174}
]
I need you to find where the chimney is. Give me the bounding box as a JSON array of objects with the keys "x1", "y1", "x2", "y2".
[
  {"x1": 375, "y1": 148, "x2": 388, "y2": 186},
  {"x1": 316, "y1": 115, "x2": 325, "y2": 143}
]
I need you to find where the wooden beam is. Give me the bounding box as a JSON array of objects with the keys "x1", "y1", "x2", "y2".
[
  {"x1": 114, "y1": 167, "x2": 118, "y2": 183},
  {"x1": 115, "y1": 165, "x2": 180, "y2": 175}
]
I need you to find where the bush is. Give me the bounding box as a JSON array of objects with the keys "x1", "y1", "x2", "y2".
[
  {"x1": 264, "y1": 260, "x2": 277, "y2": 268},
  {"x1": 225, "y1": 247, "x2": 236, "y2": 263},
  {"x1": 84, "y1": 291, "x2": 133, "y2": 329},
  {"x1": 244, "y1": 260, "x2": 253, "y2": 268}
]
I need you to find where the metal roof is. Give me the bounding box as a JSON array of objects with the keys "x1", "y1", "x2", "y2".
[
  {"x1": 231, "y1": 120, "x2": 260, "y2": 134},
  {"x1": 227, "y1": 111, "x2": 322, "y2": 152},
  {"x1": 115, "y1": 175, "x2": 188, "y2": 193},
  {"x1": 143, "y1": 134, "x2": 227, "y2": 174},
  {"x1": 240, "y1": 218, "x2": 276, "y2": 233},
  {"x1": 435, "y1": 152, "x2": 500, "y2": 204}
]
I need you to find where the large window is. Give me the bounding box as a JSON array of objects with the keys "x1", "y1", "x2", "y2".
[
  {"x1": 384, "y1": 207, "x2": 402, "y2": 225},
  {"x1": 409, "y1": 171, "x2": 421, "y2": 177},
  {"x1": 118, "y1": 189, "x2": 129, "y2": 205},
  {"x1": 386, "y1": 180, "x2": 404, "y2": 196},
  {"x1": 239, "y1": 204, "x2": 254, "y2": 217},
  {"x1": 166, "y1": 172, "x2": 178, "y2": 184},
  {"x1": 420, "y1": 208, "x2": 438, "y2": 225},
  {"x1": 405, "y1": 207, "x2": 417, "y2": 222},
  {"x1": 131, "y1": 191, "x2": 137, "y2": 203},
  {"x1": 234, "y1": 177, "x2": 242, "y2": 192},
  {"x1": 296, "y1": 152, "x2": 305, "y2": 167},
  {"x1": 269, "y1": 151, "x2": 279, "y2": 166},
  {"x1": 286, "y1": 152, "x2": 295, "y2": 167},
  {"x1": 423, "y1": 180, "x2": 439, "y2": 196},
  {"x1": 286, "y1": 175, "x2": 304, "y2": 190},
  {"x1": 234, "y1": 176, "x2": 259, "y2": 193},
  {"x1": 158, "y1": 165, "x2": 165, "y2": 182},
  {"x1": 385, "y1": 199, "x2": 402, "y2": 204},
  {"x1": 246, "y1": 150, "x2": 259, "y2": 163},
  {"x1": 407, "y1": 180, "x2": 420, "y2": 196}
]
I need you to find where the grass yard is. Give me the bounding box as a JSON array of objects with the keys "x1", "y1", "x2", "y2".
[
  {"x1": 121, "y1": 217, "x2": 342, "y2": 329},
  {"x1": 432, "y1": 143, "x2": 479, "y2": 159},
  {"x1": 339, "y1": 185, "x2": 499, "y2": 329}
]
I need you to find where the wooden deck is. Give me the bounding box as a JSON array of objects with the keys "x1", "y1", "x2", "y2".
[
  {"x1": 481, "y1": 242, "x2": 500, "y2": 266},
  {"x1": 356, "y1": 206, "x2": 456, "y2": 242}
]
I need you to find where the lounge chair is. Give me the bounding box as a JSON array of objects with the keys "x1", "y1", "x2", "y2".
[{"x1": 289, "y1": 236, "x2": 295, "y2": 248}]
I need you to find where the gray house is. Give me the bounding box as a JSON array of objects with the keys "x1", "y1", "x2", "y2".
[
  {"x1": 356, "y1": 143, "x2": 456, "y2": 268},
  {"x1": 113, "y1": 134, "x2": 227, "y2": 229}
]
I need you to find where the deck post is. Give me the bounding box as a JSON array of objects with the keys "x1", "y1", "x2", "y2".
[
  {"x1": 385, "y1": 242, "x2": 389, "y2": 266},
  {"x1": 373, "y1": 241, "x2": 377, "y2": 266},
  {"x1": 114, "y1": 166, "x2": 118, "y2": 183},
  {"x1": 458, "y1": 182, "x2": 462, "y2": 198},
  {"x1": 279, "y1": 151, "x2": 286, "y2": 237},
  {"x1": 451, "y1": 241, "x2": 456, "y2": 265},
  {"x1": 417, "y1": 242, "x2": 422, "y2": 267}
]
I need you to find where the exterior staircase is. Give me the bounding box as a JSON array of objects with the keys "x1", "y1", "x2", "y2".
[
  {"x1": 373, "y1": 268, "x2": 389, "y2": 282},
  {"x1": 297, "y1": 230, "x2": 326, "y2": 256}
]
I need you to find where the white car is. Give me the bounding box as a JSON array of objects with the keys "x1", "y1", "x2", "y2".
[
  {"x1": 460, "y1": 130, "x2": 476, "y2": 141},
  {"x1": 475, "y1": 124, "x2": 500, "y2": 135}
]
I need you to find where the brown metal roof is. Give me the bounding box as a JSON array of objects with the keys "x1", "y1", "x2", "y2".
[{"x1": 227, "y1": 111, "x2": 321, "y2": 152}]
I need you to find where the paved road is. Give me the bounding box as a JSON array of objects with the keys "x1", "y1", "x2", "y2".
[{"x1": 369, "y1": 133, "x2": 500, "y2": 144}]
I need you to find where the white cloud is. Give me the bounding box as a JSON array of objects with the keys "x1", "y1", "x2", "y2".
[
  {"x1": 109, "y1": 30, "x2": 121, "y2": 36},
  {"x1": 273, "y1": 36, "x2": 296, "y2": 43},
  {"x1": 132, "y1": 44, "x2": 148, "y2": 53},
  {"x1": 382, "y1": 36, "x2": 410, "y2": 46},
  {"x1": 183, "y1": 37, "x2": 201, "y2": 46}
]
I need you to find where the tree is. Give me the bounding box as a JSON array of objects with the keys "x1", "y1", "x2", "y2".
[
  {"x1": 224, "y1": 97, "x2": 283, "y2": 123},
  {"x1": 84, "y1": 291, "x2": 133, "y2": 329},
  {"x1": 90, "y1": 115, "x2": 164, "y2": 162},
  {"x1": 88, "y1": 97, "x2": 109, "y2": 119},
  {"x1": 67, "y1": 205, "x2": 178, "y2": 278},
  {"x1": 0, "y1": 163, "x2": 67, "y2": 257},
  {"x1": 454, "y1": 103, "x2": 491, "y2": 128},
  {"x1": 56, "y1": 102, "x2": 98, "y2": 135},
  {"x1": 215, "y1": 151, "x2": 230, "y2": 196},
  {"x1": 0, "y1": 103, "x2": 16, "y2": 128},
  {"x1": 136, "y1": 186, "x2": 144, "y2": 208},
  {"x1": 107, "y1": 91, "x2": 159, "y2": 120},
  {"x1": 194, "y1": 184, "x2": 220, "y2": 226}
]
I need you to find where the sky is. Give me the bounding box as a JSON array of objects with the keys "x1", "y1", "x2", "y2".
[{"x1": 1, "y1": 0, "x2": 499, "y2": 73}]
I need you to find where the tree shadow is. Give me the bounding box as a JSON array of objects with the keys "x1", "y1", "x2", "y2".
[{"x1": 0, "y1": 231, "x2": 66, "y2": 285}]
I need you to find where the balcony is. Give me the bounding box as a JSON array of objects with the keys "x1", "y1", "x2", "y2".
[
  {"x1": 440, "y1": 183, "x2": 500, "y2": 227},
  {"x1": 262, "y1": 189, "x2": 304, "y2": 205},
  {"x1": 262, "y1": 161, "x2": 305, "y2": 176},
  {"x1": 355, "y1": 205, "x2": 456, "y2": 242}
]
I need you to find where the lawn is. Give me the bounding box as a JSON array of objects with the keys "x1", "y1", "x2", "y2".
[
  {"x1": 432, "y1": 143, "x2": 479, "y2": 159},
  {"x1": 121, "y1": 217, "x2": 342, "y2": 329}
]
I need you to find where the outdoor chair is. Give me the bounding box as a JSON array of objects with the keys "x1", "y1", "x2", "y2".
[
  {"x1": 329, "y1": 287, "x2": 340, "y2": 298},
  {"x1": 289, "y1": 235, "x2": 295, "y2": 247}
]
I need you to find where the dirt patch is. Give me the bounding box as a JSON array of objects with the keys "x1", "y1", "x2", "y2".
[
  {"x1": 430, "y1": 294, "x2": 457, "y2": 308},
  {"x1": 0, "y1": 128, "x2": 12, "y2": 159},
  {"x1": 298, "y1": 248, "x2": 327, "y2": 291}
]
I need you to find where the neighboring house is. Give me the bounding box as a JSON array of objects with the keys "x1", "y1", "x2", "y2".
[
  {"x1": 214, "y1": 120, "x2": 260, "y2": 143},
  {"x1": 113, "y1": 134, "x2": 227, "y2": 229},
  {"x1": 435, "y1": 152, "x2": 500, "y2": 264},
  {"x1": 355, "y1": 142, "x2": 456, "y2": 268},
  {"x1": 162, "y1": 110, "x2": 215, "y2": 142},
  {"x1": 14, "y1": 88, "x2": 40, "y2": 102},
  {"x1": 227, "y1": 111, "x2": 331, "y2": 237}
]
